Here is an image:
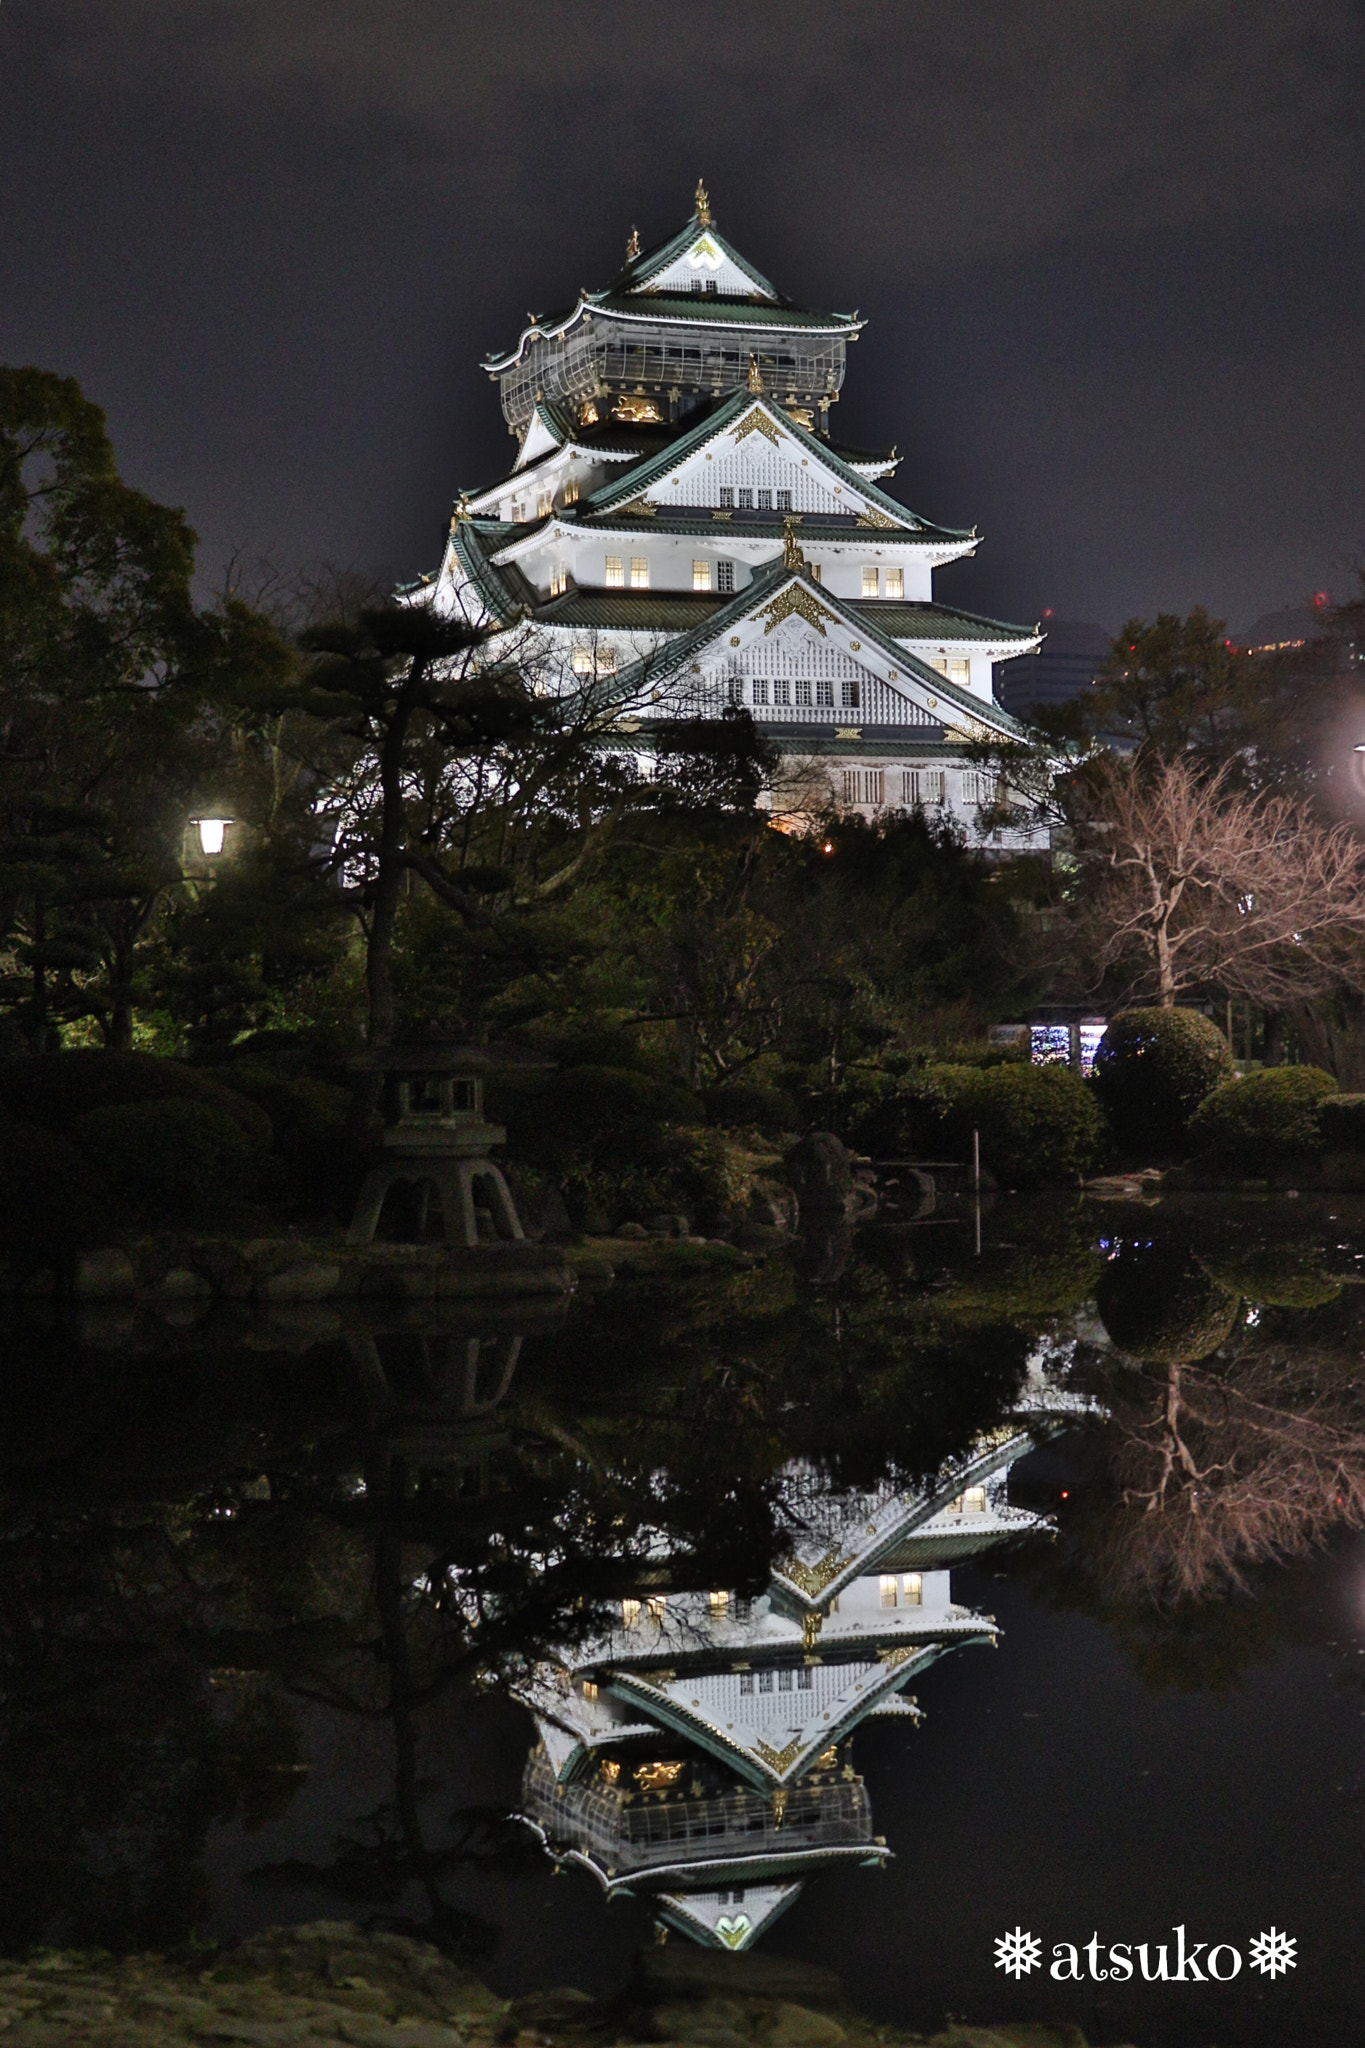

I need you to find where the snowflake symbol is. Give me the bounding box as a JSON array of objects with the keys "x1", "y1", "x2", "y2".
[
  {"x1": 994, "y1": 1926, "x2": 1042, "y2": 1977},
  {"x1": 1249, "y1": 1928, "x2": 1297, "y2": 1978}
]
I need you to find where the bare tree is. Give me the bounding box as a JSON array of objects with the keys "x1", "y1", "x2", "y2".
[{"x1": 1065, "y1": 755, "x2": 1365, "y2": 1006}]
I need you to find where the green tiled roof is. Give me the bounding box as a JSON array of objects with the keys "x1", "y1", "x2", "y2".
[
  {"x1": 855, "y1": 601, "x2": 1038, "y2": 642},
  {"x1": 588, "y1": 293, "x2": 856, "y2": 331},
  {"x1": 536, "y1": 591, "x2": 726, "y2": 630},
  {"x1": 582, "y1": 391, "x2": 969, "y2": 539},
  {"x1": 607, "y1": 215, "x2": 783, "y2": 302},
  {"x1": 448, "y1": 520, "x2": 533, "y2": 625},
  {"x1": 605, "y1": 558, "x2": 1027, "y2": 740}
]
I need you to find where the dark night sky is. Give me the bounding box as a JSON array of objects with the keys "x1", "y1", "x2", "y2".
[{"x1": 5, "y1": 1, "x2": 1365, "y2": 633}]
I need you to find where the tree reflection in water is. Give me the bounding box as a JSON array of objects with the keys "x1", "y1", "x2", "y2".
[{"x1": 2, "y1": 1198, "x2": 1365, "y2": 1961}]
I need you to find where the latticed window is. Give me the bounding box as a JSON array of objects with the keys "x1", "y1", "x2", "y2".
[
  {"x1": 581, "y1": 1679, "x2": 598, "y2": 1700},
  {"x1": 693, "y1": 560, "x2": 711, "y2": 591},
  {"x1": 773, "y1": 679, "x2": 790, "y2": 705},
  {"x1": 862, "y1": 566, "x2": 879, "y2": 597},
  {"x1": 903, "y1": 768, "x2": 945, "y2": 806},
  {"x1": 796, "y1": 680, "x2": 813, "y2": 706},
  {"x1": 842, "y1": 768, "x2": 885, "y2": 806},
  {"x1": 605, "y1": 556, "x2": 624, "y2": 588},
  {"x1": 797, "y1": 1666, "x2": 812, "y2": 1689},
  {"x1": 962, "y1": 772, "x2": 997, "y2": 807},
  {"x1": 777, "y1": 488, "x2": 792, "y2": 512},
  {"x1": 842, "y1": 679, "x2": 860, "y2": 709},
  {"x1": 757, "y1": 488, "x2": 772, "y2": 511},
  {"x1": 717, "y1": 560, "x2": 734, "y2": 593},
  {"x1": 759, "y1": 1669, "x2": 774, "y2": 1693},
  {"x1": 886, "y1": 567, "x2": 904, "y2": 599},
  {"x1": 737, "y1": 488, "x2": 753, "y2": 510},
  {"x1": 538, "y1": 492, "x2": 553, "y2": 518},
  {"x1": 572, "y1": 647, "x2": 592, "y2": 675},
  {"x1": 879, "y1": 1573, "x2": 898, "y2": 1608},
  {"x1": 740, "y1": 1671, "x2": 754, "y2": 1694},
  {"x1": 719, "y1": 487, "x2": 734, "y2": 508},
  {"x1": 564, "y1": 478, "x2": 580, "y2": 504},
  {"x1": 708, "y1": 1590, "x2": 729, "y2": 1618},
  {"x1": 549, "y1": 564, "x2": 567, "y2": 597},
  {"x1": 964, "y1": 1485, "x2": 988, "y2": 1512},
  {"x1": 902, "y1": 1573, "x2": 923, "y2": 1605},
  {"x1": 816, "y1": 680, "x2": 834, "y2": 706},
  {"x1": 622, "y1": 1598, "x2": 641, "y2": 1625},
  {"x1": 778, "y1": 1668, "x2": 793, "y2": 1691},
  {"x1": 630, "y1": 557, "x2": 649, "y2": 589},
  {"x1": 598, "y1": 646, "x2": 616, "y2": 672},
  {"x1": 930, "y1": 655, "x2": 970, "y2": 687},
  {"x1": 752, "y1": 679, "x2": 769, "y2": 705}
]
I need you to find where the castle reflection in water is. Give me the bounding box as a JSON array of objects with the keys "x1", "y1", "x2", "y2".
[{"x1": 512, "y1": 1363, "x2": 1084, "y2": 1952}]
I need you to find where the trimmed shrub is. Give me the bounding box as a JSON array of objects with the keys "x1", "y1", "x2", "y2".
[
  {"x1": 1188, "y1": 1066, "x2": 1338, "y2": 1173},
  {"x1": 1318, "y1": 1093, "x2": 1365, "y2": 1154},
  {"x1": 0, "y1": 1112, "x2": 112, "y2": 1270},
  {"x1": 0, "y1": 1051, "x2": 272, "y2": 1149},
  {"x1": 699, "y1": 1080, "x2": 798, "y2": 1135},
  {"x1": 1091, "y1": 1008, "x2": 1234, "y2": 1149},
  {"x1": 72, "y1": 1099, "x2": 269, "y2": 1214},
  {"x1": 1097, "y1": 1242, "x2": 1241, "y2": 1361},
  {"x1": 1206, "y1": 1247, "x2": 1343, "y2": 1309},
  {"x1": 946, "y1": 1063, "x2": 1107, "y2": 1188}
]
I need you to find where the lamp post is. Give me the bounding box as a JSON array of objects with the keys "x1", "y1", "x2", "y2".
[{"x1": 189, "y1": 815, "x2": 233, "y2": 857}]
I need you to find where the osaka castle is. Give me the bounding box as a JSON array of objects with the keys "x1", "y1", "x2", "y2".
[
  {"x1": 512, "y1": 1393, "x2": 1073, "y2": 1952},
  {"x1": 418, "y1": 183, "x2": 1043, "y2": 838}
]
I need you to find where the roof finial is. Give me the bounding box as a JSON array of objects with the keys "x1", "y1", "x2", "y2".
[
  {"x1": 782, "y1": 517, "x2": 804, "y2": 573},
  {"x1": 747, "y1": 353, "x2": 764, "y2": 395},
  {"x1": 694, "y1": 178, "x2": 712, "y2": 226},
  {"x1": 626, "y1": 224, "x2": 640, "y2": 259}
]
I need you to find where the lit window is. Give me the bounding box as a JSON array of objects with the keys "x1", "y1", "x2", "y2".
[
  {"x1": 816, "y1": 680, "x2": 834, "y2": 706},
  {"x1": 693, "y1": 559, "x2": 711, "y2": 591},
  {"x1": 797, "y1": 1666, "x2": 812, "y2": 1689},
  {"x1": 810, "y1": 563, "x2": 822, "y2": 584},
  {"x1": 582, "y1": 1679, "x2": 598, "y2": 1700},
  {"x1": 752, "y1": 678, "x2": 769, "y2": 705},
  {"x1": 597, "y1": 646, "x2": 616, "y2": 673},
  {"x1": 828, "y1": 1593, "x2": 839, "y2": 1613},
  {"x1": 964, "y1": 1485, "x2": 988, "y2": 1513},
  {"x1": 842, "y1": 679, "x2": 860, "y2": 709},
  {"x1": 963, "y1": 771, "x2": 997, "y2": 807},
  {"x1": 778, "y1": 1668, "x2": 793, "y2": 1691},
  {"x1": 605, "y1": 555, "x2": 624, "y2": 588},
  {"x1": 646, "y1": 1594, "x2": 666, "y2": 1623},
  {"x1": 928, "y1": 656, "x2": 970, "y2": 687},
  {"x1": 538, "y1": 492, "x2": 552, "y2": 518},
  {"x1": 564, "y1": 479, "x2": 580, "y2": 504},
  {"x1": 758, "y1": 1669, "x2": 774, "y2": 1693},
  {"x1": 622, "y1": 1598, "x2": 641, "y2": 1625},
  {"x1": 902, "y1": 1573, "x2": 922, "y2": 1605},
  {"x1": 708, "y1": 1590, "x2": 729, "y2": 1618},
  {"x1": 630, "y1": 556, "x2": 649, "y2": 589},
  {"x1": 717, "y1": 560, "x2": 734, "y2": 593},
  {"x1": 757, "y1": 488, "x2": 772, "y2": 511},
  {"x1": 719, "y1": 487, "x2": 734, "y2": 508},
  {"x1": 886, "y1": 567, "x2": 904, "y2": 599},
  {"x1": 862, "y1": 566, "x2": 879, "y2": 597},
  {"x1": 777, "y1": 488, "x2": 792, "y2": 513},
  {"x1": 740, "y1": 1670, "x2": 754, "y2": 1693},
  {"x1": 879, "y1": 1574, "x2": 898, "y2": 1608},
  {"x1": 549, "y1": 564, "x2": 567, "y2": 597},
  {"x1": 737, "y1": 488, "x2": 753, "y2": 510},
  {"x1": 572, "y1": 647, "x2": 592, "y2": 675},
  {"x1": 796, "y1": 680, "x2": 812, "y2": 707}
]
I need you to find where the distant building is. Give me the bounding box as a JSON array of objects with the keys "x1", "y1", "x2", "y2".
[
  {"x1": 1236, "y1": 604, "x2": 1330, "y2": 655},
  {"x1": 994, "y1": 617, "x2": 1112, "y2": 718}
]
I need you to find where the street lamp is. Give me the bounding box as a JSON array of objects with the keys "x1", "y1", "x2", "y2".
[{"x1": 189, "y1": 815, "x2": 233, "y2": 857}]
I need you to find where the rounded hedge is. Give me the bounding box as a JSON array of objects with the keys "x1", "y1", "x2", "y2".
[
  {"x1": 0, "y1": 1051, "x2": 272, "y2": 1149},
  {"x1": 946, "y1": 1062, "x2": 1107, "y2": 1188},
  {"x1": 1096, "y1": 1242, "x2": 1241, "y2": 1361},
  {"x1": 1091, "y1": 1008, "x2": 1234, "y2": 1149},
  {"x1": 72, "y1": 1099, "x2": 269, "y2": 1213},
  {"x1": 1188, "y1": 1066, "x2": 1338, "y2": 1172}
]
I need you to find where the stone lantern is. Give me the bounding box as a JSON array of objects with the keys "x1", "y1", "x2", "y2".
[{"x1": 345, "y1": 1042, "x2": 525, "y2": 1249}]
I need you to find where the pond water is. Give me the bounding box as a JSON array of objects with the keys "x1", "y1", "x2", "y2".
[{"x1": 3, "y1": 1192, "x2": 1364, "y2": 2048}]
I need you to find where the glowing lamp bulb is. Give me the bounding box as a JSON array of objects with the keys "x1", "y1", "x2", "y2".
[
  {"x1": 193, "y1": 816, "x2": 231, "y2": 856},
  {"x1": 1354, "y1": 745, "x2": 1365, "y2": 755},
  {"x1": 822, "y1": 841, "x2": 834, "y2": 854}
]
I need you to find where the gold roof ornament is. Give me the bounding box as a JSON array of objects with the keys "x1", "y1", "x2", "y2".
[
  {"x1": 694, "y1": 178, "x2": 712, "y2": 226},
  {"x1": 746, "y1": 353, "x2": 764, "y2": 395},
  {"x1": 626, "y1": 225, "x2": 640, "y2": 259},
  {"x1": 782, "y1": 516, "x2": 805, "y2": 573}
]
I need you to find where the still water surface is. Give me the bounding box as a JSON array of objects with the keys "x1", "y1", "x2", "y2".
[{"x1": 3, "y1": 1193, "x2": 1364, "y2": 2048}]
